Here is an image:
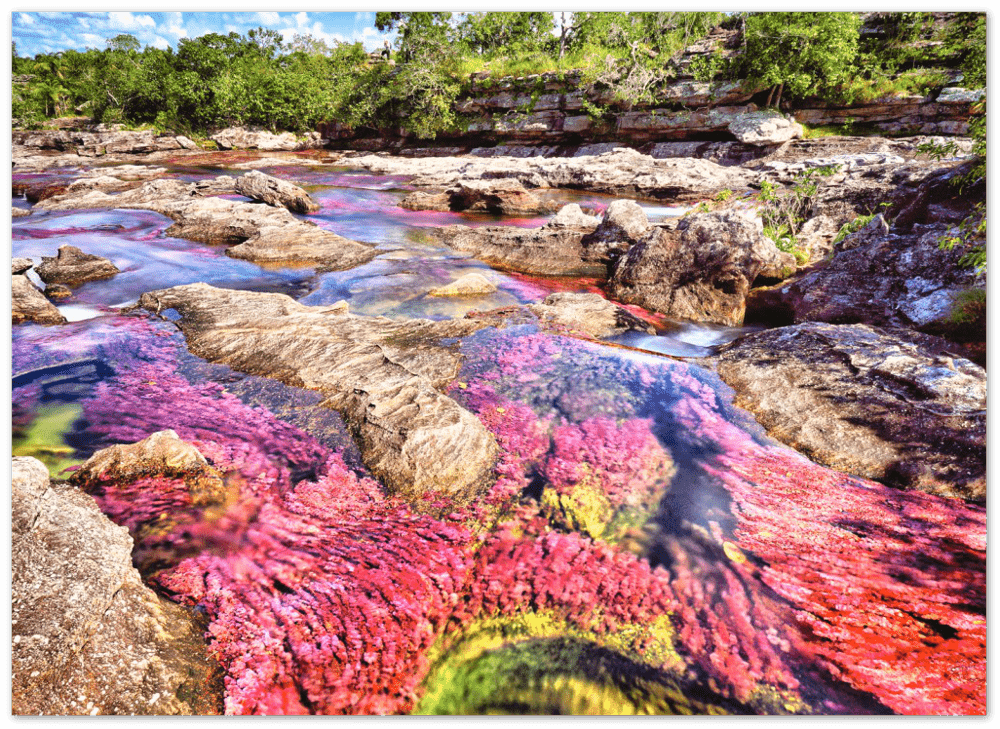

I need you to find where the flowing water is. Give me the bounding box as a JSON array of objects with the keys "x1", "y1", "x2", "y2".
[{"x1": 11, "y1": 160, "x2": 985, "y2": 716}]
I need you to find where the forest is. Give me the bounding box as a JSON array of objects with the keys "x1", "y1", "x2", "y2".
[{"x1": 11, "y1": 11, "x2": 987, "y2": 140}]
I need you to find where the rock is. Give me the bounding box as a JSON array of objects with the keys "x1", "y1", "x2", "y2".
[
  {"x1": 608, "y1": 212, "x2": 795, "y2": 326},
  {"x1": 837, "y1": 213, "x2": 890, "y2": 251},
  {"x1": 13, "y1": 207, "x2": 30, "y2": 218},
  {"x1": 36, "y1": 245, "x2": 120, "y2": 286},
  {"x1": 233, "y1": 170, "x2": 320, "y2": 214},
  {"x1": 402, "y1": 179, "x2": 557, "y2": 216},
  {"x1": 44, "y1": 283, "x2": 73, "y2": 300},
  {"x1": 34, "y1": 180, "x2": 376, "y2": 269},
  {"x1": 71, "y1": 430, "x2": 225, "y2": 507},
  {"x1": 526, "y1": 292, "x2": 656, "y2": 339},
  {"x1": 548, "y1": 203, "x2": 602, "y2": 228},
  {"x1": 580, "y1": 200, "x2": 651, "y2": 266},
  {"x1": 428, "y1": 272, "x2": 498, "y2": 297},
  {"x1": 138, "y1": 283, "x2": 498, "y2": 506},
  {"x1": 756, "y1": 224, "x2": 982, "y2": 331},
  {"x1": 26, "y1": 182, "x2": 70, "y2": 203},
  {"x1": 12, "y1": 275, "x2": 67, "y2": 326},
  {"x1": 728, "y1": 111, "x2": 804, "y2": 145},
  {"x1": 400, "y1": 191, "x2": 452, "y2": 211},
  {"x1": 712, "y1": 323, "x2": 985, "y2": 501},
  {"x1": 433, "y1": 213, "x2": 603, "y2": 277},
  {"x1": 211, "y1": 127, "x2": 320, "y2": 151},
  {"x1": 449, "y1": 179, "x2": 556, "y2": 215},
  {"x1": 11, "y1": 457, "x2": 222, "y2": 715},
  {"x1": 12, "y1": 257, "x2": 33, "y2": 275},
  {"x1": 352, "y1": 149, "x2": 757, "y2": 202},
  {"x1": 936, "y1": 87, "x2": 985, "y2": 104},
  {"x1": 795, "y1": 215, "x2": 841, "y2": 261}
]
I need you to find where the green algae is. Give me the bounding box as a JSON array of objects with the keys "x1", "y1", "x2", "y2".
[
  {"x1": 415, "y1": 610, "x2": 734, "y2": 715},
  {"x1": 12, "y1": 403, "x2": 85, "y2": 478}
]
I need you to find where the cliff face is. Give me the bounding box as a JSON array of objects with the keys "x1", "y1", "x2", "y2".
[{"x1": 321, "y1": 24, "x2": 979, "y2": 151}]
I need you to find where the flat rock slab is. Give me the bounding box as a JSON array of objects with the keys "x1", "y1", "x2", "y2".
[
  {"x1": 712, "y1": 322, "x2": 986, "y2": 501},
  {"x1": 138, "y1": 283, "x2": 498, "y2": 505},
  {"x1": 11, "y1": 457, "x2": 222, "y2": 715},
  {"x1": 12, "y1": 257, "x2": 34, "y2": 275},
  {"x1": 352, "y1": 148, "x2": 756, "y2": 201},
  {"x1": 434, "y1": 219, "x2": 603, "y2": 277},
  {"x1": 526, "y1": 292, "x2": 656, "y2": 339},
  {"x1": 34, "y1": 179, "x2": 375, "y2": 269}
]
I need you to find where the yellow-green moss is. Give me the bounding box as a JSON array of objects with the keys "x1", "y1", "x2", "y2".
[
  {"x1": 12, "y1": 403, "x2": 85, "y2": 478},
  {"x1": 415, "y1": 609, "x2": 710, "y2": 715}
]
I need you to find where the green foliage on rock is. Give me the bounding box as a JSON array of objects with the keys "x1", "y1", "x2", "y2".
[{"x1": 737, "y1": 12, "x2": 862, "y2": 108}]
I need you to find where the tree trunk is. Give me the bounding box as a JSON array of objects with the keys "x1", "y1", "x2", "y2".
[
  {"x1": 774, "y1": 82, "x2": 784, "y2": 110},
  {"x1": 765, "y1": 84, "x2": 776, "y2": 108}
]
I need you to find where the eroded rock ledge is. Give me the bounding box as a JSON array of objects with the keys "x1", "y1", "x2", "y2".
[
  {"x1": 35, "y1": 176, "x2": 375, "y2": 269},
  {"x1": 137, "y1": 283, "x2": 499, "y2": 505},
  {"x1": 710, "y1": 322, "x2": 986, "y2": 501}
]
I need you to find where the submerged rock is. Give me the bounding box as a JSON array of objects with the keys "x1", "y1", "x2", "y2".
[
  {"x1": 11, "y1": 457, "x2": 222, "y2": 715},
  {"x1": 428, "y1": 272, "x2": 498, "y2": 297},
  {"x1": 36, "y1": 245, "x2": 120, "y2": 286},
  {"x1": 138, "y1": 283, "x2": 498, "y2": 505},
  {"x1": 712, "y1": 322, "x2": 986, "y2": 501},
  {"x1": 72, "y1": 429, "x2": 225, "y2": 507}
]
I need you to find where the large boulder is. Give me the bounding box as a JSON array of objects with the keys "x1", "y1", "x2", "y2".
[
  {"x1": 402, "y1": 179, "x2": 558, "y2": 215},
  {"x1": 234, "y1": 170, "x2": 320, "y2": 214},
  {"x1": 712, "y1": 323, "x2": 986, "y2": 501},
  {"x1": 608, "y1": 212, "x2": 795, "y2": 326},
  {"x1": 752, "y1": 224, "x2": 983, "y2": 333},
  {"x1": 526, "y1": 292, "x2": 656, "y2": 339},
  {"x1": 12, "y1": 257, "x2": 33, "y2": 275},
  {"x1": 580, "y1": 200, "x2": 652, "y2": 266},
  {"x1": 728, "y1": 111, "x2": 804, "y2": 145},
  {"x1": 211, "y1": 127, "x2": 322, "y2": 151},
  {"x1": 11, "y1": 457, "x2": 222, "y2": 715},
  {"x1": 138, "y1": 283, "x2": 498, "y2": 506},
  {"x1": 36, "y1": 245, "x2": 120, "y2": 286}
]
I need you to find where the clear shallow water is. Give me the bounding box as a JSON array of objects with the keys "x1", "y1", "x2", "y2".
[{"x1": 11, "y1": 160, "x2": 985, "y2": 716}]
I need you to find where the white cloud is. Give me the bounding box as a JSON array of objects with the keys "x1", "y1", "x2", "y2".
[
  {"x1": 17, "y1": 13, "x2": 36, "y2": 26},
  {"x1": 152, "y1": 36, "x2": 171, "y2": 50},
  {"x1": 254, "y1": 12, "x2": 281, "y2": 26},
  {"x1": 295, "y1": 12, "x2": 310, "y2": 29},
  {"x1": 107, "y1": 12, "x2": 155, "y2": 31}
]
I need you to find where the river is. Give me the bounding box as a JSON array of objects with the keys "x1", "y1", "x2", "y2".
[{"x1": 11, "y1": 158, "x2": 984, "y2": 715}]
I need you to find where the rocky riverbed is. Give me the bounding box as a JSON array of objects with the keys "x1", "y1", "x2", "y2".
[{"x1": 11, "y1": 128, "x2": 986, "y2": 715}]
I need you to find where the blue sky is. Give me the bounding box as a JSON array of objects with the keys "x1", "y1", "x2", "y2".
[{"x1": 12, "y1": 11, "x2": 392, "y2": 57}]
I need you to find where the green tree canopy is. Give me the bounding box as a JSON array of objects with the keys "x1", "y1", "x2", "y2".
[{"x1": 740, "y1": 12, "x2": 861, "y2": 107}]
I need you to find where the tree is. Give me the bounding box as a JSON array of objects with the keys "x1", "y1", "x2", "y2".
[
  {"x1": 372, "y1": 12, "x2": 461, "y2": 138},
  {"x1": 739, "y1": 12, "x2": 861, "y2": 108},
  {"x1": 457, "y1": 12, "x2": 554, "y2": 55}
]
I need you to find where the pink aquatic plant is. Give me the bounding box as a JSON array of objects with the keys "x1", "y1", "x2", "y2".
[
  {"x1": 542, "y1": 416, "x2": 672, "y2": 509},
  {"x1": 709, "y1": 445, "x2": 986, "y2": 715}
]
